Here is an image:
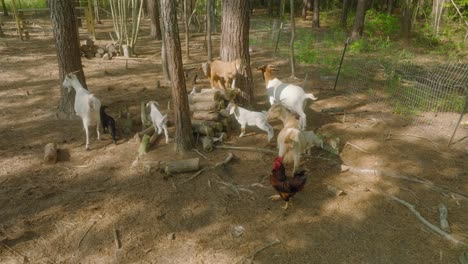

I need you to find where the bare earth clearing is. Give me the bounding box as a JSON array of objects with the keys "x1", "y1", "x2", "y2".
[{"x1": 0, "y1": 16, "x2": 467, "y2": 263}]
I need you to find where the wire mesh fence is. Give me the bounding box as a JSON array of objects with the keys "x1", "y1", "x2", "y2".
[{"x1": 249, "y1": 17, "x2": 468, "y2": 145}]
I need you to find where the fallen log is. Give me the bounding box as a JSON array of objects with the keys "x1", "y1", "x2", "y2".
[
  {"x1": 200, "y1": 88, "x2": 237, "y2": 101},
  {"x1": 44, "y1": 143, "x2": 58, "y2": 164},
  {"x1": 192, "y1": 111, "x2": 220, "y2": 121},
  {"x1": 189, "y1": 101, "x2": 224, "y2": 112},
  {"x1": 164, "y1": 157, "x2": 200, "y2": 174},
  {"x1": 138, "y1": 126, "x2": 155, "y2": 138},
  {"x1": 189, "y1": 91, "x2": 221, "y2": 104},
  {"x1": 191, "y1": 120, "x2": 224, "y2": 133},
  {"x1": 138, "y1": 134, "x2": 151, "y2": 156}
]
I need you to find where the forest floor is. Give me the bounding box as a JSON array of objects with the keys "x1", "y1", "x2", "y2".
[{"x1": 0, "y1": 13, "x2": 467, "y2": 264}]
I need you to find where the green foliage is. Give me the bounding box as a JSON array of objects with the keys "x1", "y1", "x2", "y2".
[
  {"x1": 365, "y1": 10, "x2": 400, "y2": 37},
  {"x1": 4, "y1": 0, "x2": 47, "y2": 9}
]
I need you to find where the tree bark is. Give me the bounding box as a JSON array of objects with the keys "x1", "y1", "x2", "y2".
[
  {"x1": 401, "y1": 0, "x2": 418, "y2": 39},
  {"x1": 160, "y1": 0, "x2": 194, "y2": 153},
  {"x1": 184, "y1": 0, "x2": 190, "y2": 58},
  {"x1": 302, "y1": 0, "x2": 308, "y2": 20},
  {"x1": 1, "y1": 0, "x2": 8, "y2": 16},
  {"x1": 340, "y1": 0, "x2": 351, "y2": 27},
  {"x1": 351, "y1": 0, "x2": 368, "y2": 40},
  {"x1": 148, "y1": 0, "x2": 162, "y2": 40},
  {"x1": 290, "y1": 0, "x2": 296, "y2": 78},
  {"x1": 50, "y1": 0, "x2": 87, "y2": 120},
  {"x1": 387, "y1": 0, "x2": 394, "y2": 14},
  {"x1": 220, "y1": 0, "x2": 253, "y2": 106},
  {"x1": 312, "y1": 0, "x2": 320, "y2": 28},
  {"x1": 431, "y1": 0, "x2": 448, "y2": 36},
  {"x1": 206, "y1": 0, "x2": 212, "y2": 60}
]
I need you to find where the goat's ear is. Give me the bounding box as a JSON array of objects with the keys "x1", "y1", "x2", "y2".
[
  {"x1": 268, "y1": 65, "x2": 278, "y2": 71},
  {"x1": 256, "y1": 65, "x2": 266, "y2": 71}
]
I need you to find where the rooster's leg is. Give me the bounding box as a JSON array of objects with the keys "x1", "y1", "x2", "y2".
[
  {"x1": 269, "y1": 195, "x2": 281, "y2": 201},
  {"x1": 281, "y1": 201, "x2": 289, "y2": 210}
]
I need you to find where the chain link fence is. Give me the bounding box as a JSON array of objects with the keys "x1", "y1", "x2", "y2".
[{"x1": 250, "y1": 17, "x2": 468, "y2": 145}]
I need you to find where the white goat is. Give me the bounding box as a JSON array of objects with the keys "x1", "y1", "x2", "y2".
[
  {"x1": 146, "y1": 101, "x2": 169, "y2": 144},
  {"x1": 267, "y1": 103, "x2": 306, "y2": 173},
  {"x1": 228, "y1": 103, "x2": 274, "y2": 142},
  {"x1": 257, "y1": 65, "x2": 317, "y2": 130},
  {"x1": 302, "y1": 130, "x2": 324, "y2": 155},
  {"x1": 62, "y1": 72, "x2": 101, "y2": 150}
]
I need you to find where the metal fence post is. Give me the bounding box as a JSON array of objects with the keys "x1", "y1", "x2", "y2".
[
  {"x1": 448, "y1": 88, "x2": 467, "y2": 147},
  {"x1": 333, "y1": 37, "x2": 351, "y2": 91}
]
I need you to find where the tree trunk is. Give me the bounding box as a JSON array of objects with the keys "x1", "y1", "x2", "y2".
[
  {"x1": 1, "y1": 0, "x2": 8, "y2": 16},
  {"x1": 160, "y1": 0, "x2": 194, "y2": 153},
  {"x1": 387, "y1": 0, "x2": 394, "y2": 14},
  {"x1": 431, "y1": 0, "x2": 447, "y2": 36},
  {"x1": 50, "y1": 0, "x2": 87, "y2": 120},
  {"x1": 184, "y1": 0, "x2": 190, "y2": 58},
  {"x1": 148, "y1": 0, "x2": 162, "y2": 40},
  {"x1": 312, "y1": 0, "x2": 320, "y2": 28},
  {"x1": 161, "y1": 32, "x2": 170, "y2": 81},
  {"x1": 302, "y1": 0, "x2": 308, "y2": 20},
  {"x1": 206, "y1": 0, "x2": 212, "y2": 60},
  {"x1": 401, "y1": 0, "x2": 418, "y2": 39},
  {"x1": 290, "y1": 0, "x2": 296, "y2": 78},
  {"x1": 340, "y1": 0, "x2": 351, "y2": 27},
  {"x1": 268, "y1": 0, "x2": 273, "y2": 16},
  {"x1": 351, "y1": 0, "x2": 368, "y2": 40},
  {"x1": 220, "y1": 0, "x2": 253, "y2": 106}
]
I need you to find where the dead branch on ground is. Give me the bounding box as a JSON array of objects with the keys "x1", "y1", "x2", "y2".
[
  {"x1": 370, "y1": 188, "x2": 467, "y2": 247},
  {"x1": 342, "y1": 165, "x2": 468, "y2": 200},
  {"x1": 239, "y1": 239, "x2": 281, "y2": 264},
  {"x1": 214, "y1": 145, "x2": 276, "y2": 155},
  {"x1": 78, "y1": 221, "x2": 96, "y2": 248},
  {"x1": 343, "y1": 142, "x2": 371, "y2": 154},
  {"x1": 179, "y1": 153, "x2": 234, "y2": 186},
  {"x1": 113, "y1": 225, "x2": 121, "y2": 249}
]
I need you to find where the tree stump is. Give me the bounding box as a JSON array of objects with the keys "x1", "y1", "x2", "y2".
[
  {"x1": 201, "y1": 136, "x2": 214, "y2": 152},
  {"x1": 44, "y1": 143, "x2": 58, "y2": 164},
  {"x1": 138, "y1": 134, "x2": 151, "y2": 155},
  {"x1": 164, "y1": 158, "x2": 200, "y2": 174}
]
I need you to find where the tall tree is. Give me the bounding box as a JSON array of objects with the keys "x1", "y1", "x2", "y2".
[
  {"x1": 50, "y1": 0, "x2": 87, "y2": 120},
  {"x1": 302, "y1": 0, "x2": 311, "y2": 20},
  {"x1": 148, "y1": 0, "x2": 162, "y2": 40},
  {"x1": 340, "y1": 0, "x2": 351, "y2": 27},
  {"x1": 160, "y1": 0, "x2": 194, "y2": 153},
  {"x1": 290, "y1": 0, "x2": 296, "y2": 78},
  {"x1": 206, "y1": 0, "x2": 212, "y2": 60},
  {"x1": 220, "y1": 0, "x2": 253, "y2": 106},
  {"x1": 1, "y1": 0, "x2": 8, "y2": 16},
  {"x1": 351, "y1": 0, "x2": 368, "y2": 40},
  {"x1": 184, "y1": 0, "x2": 190, "y2": 57},
  {"x1": 431, "y1": 0, "x2": 448, "y2": 36},
  {"x1": 401, "y1": 0, "x2": 418, "y2": 39},
  {"x1": 312, "y1": 0, "x2": 320, "y2": 28}
]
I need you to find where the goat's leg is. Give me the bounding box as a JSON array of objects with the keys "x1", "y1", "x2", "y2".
[
  {"x1": 96, "y1": 120, "x2": 101, "y2": 140},
  {"x1": 298, "y1": 112, "x2": 307, "y2": 130},
  {"x1": 257, "y1": 122, "x2": 274, "y2": 142},
  {"x1": 239, "y1": 125, "x2": 246, "y2": 137},
  {"x1": 293, "y1": 151, "x2": 301, "y2": 174},
  {"x1": 163, "y1": 126, "x2": 169, "y2": 144},
  {"x1": 83, "y1": 122, "x2": 90, "y2": 150}
]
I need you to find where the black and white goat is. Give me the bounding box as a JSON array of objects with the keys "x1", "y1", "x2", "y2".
[{"x1": 100, "y1": 106, "x2": 117, "y2": 144}]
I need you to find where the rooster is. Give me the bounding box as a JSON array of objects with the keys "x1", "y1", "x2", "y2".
[{"x1": 270, "y1": 157, "x2": 307, "y2": 210}]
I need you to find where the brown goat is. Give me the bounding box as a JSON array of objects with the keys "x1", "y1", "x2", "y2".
[{"x1": 202, "y1": 59, "x2": 243, "y2": 89}]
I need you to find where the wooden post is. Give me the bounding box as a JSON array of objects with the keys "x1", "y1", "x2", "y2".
[
  {"x1": 86, "y1": 0, "x2": 96, "y2": 40},
  {"x1": 11, "y1": 0, "x2": 23, "y2": 40}
]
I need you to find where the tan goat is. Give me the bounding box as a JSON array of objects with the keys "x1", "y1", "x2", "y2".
[
  {"x1": 267, "y1": 103, "x2": 306, "y2": 173},
  {"x1": 202, "y1": 59, "x2": 242, "y2": 89}
]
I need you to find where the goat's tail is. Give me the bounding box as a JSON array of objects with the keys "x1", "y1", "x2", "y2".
[{"x1": 306, "y1": 93, "x2": 318, "y2": 101}]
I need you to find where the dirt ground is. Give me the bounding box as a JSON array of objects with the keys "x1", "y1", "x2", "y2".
[{"x1": 0, "y1": 14, "x2": 467, "y2": 264}]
